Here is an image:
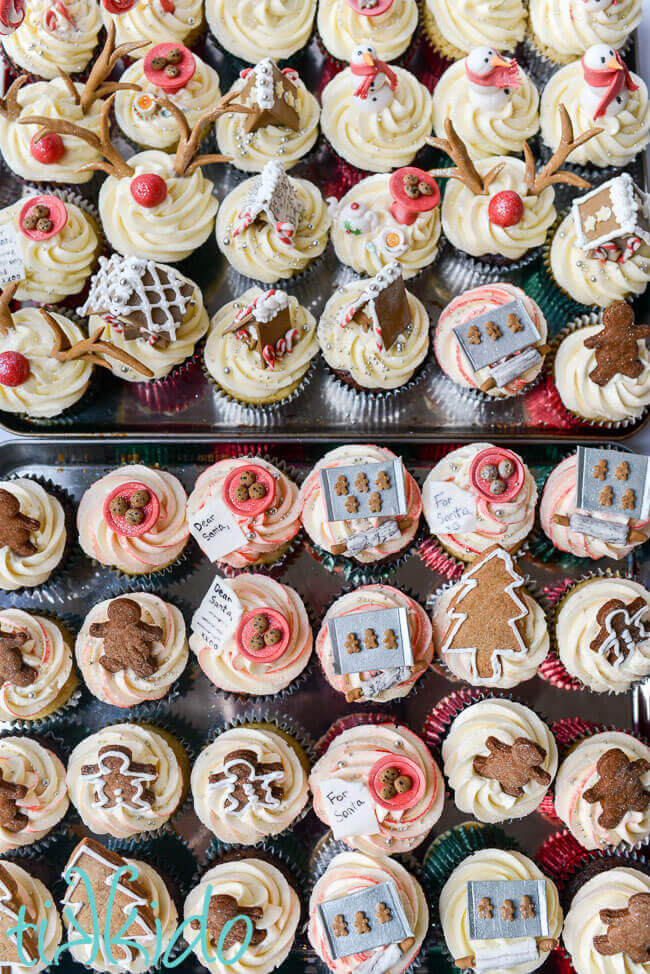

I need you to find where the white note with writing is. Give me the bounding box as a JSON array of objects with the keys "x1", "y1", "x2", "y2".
[
  {"x1": 320, "y1": 779, "x2": 379, "y2": 839},
  {"x1": 191, "y1": 576, "x2": 243, "y2": 650},
  {"x1": 0, "y1": 225, "x2": 24, "y2": 287},
  {"x1": 189, "y1": 494, "x2": 248, "y2": 562},
  {"x1": 423, "y1": 480, "x2": 477, "y2": 534}
]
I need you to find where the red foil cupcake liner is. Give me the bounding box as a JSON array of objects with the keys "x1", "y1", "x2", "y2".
[
  {"x1": 538, "y1": 576, "x2": 585, "y2": 692},
  {"x1": 423, "y1": 685, "x2": 496, "y2": 756},
  {"x1": 416, "y1": 536, "x2": 465, "y2": 579},
  {"x1": 314, "y1": 710, "x2": 398, "y2": 760}
]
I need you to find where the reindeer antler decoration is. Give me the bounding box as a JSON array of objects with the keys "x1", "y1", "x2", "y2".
[
  {"x1": 426, "y1": 119, "x2": 505, "y2": 196},
  {"x1": 41, "y1": 310, "x2": 154, "y2": 379},
  {"x1": 79, "y1": 22, "x2": 144, "y2": 114},
  {"x1": 0, "y1": 283, "x2": 19, "y2": 338},
  {"x1": 18, "y1": 95, "x2": 134, "y2": 178},
  {"x1": 0, "y1": 77, "x2": 29, "y2": 122},
  {"x1": 154, "y1": 95, "x2": 251, "y2": 176},
  {"x1": 524, "y1": 104, "x2": 602, "y2": 195}
]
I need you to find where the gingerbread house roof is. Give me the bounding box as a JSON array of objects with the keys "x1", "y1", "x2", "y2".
[
  {"x1": 232, "y1": 160, "x2": 304, "y2": 240},
  {"x1": 339, "y1": 261, "x2": 411, "y2": 351},
  {"x1": 572, "y1": 174, "x2": 650, "y2": 252}
]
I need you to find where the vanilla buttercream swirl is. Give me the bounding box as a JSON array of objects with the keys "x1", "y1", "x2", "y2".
[
  {"x1": 318, "y1": 282, "x2": 430, "y2": 390},
  {"x1": 67, "y1": 723, "x2": 184, "y2": 838},
  {"x1": 317, "y1": 0, "x2": 418, "y2": 62},
  {"x1": 299, "y1": 444, "x2": 422, "y2": 564},
  {"x1": 215, "y1": 71, "x2": 319, "y2": 173},
  {"x1": 0, "y1": 609, "x2": 74, "y2": 721},
  {"x1": 308, "y1": 850, "x2": 428, "y2": 974},
  {"x1": 442, "y1": 700, "x2": 557, "y2": 822},
  {"x1": 540, "y1": 453, "x2": 650, "y2": 559},
  {"x1": 205, "y1": 289, "x2": 318, "y2": 404},
  {"x1": 216, "y1": 175, "x2": 330, "y2": 282},
  {"x1": 434, "y1": 282, "x2": 547, "y2": 397},
  {"x1": 554, "y1": 730, "x2": 650, "y2": 849},
  {"x1": 423, "y1": 442, "x2": 537, "y2": 561},
  {"x1": 190, "y1": 574, "x2": 313, "y2": 694},
  {"x1": 0, "y1": 310, "x2": 92, "y2": 418},
  {"x1": 76, "y1": 593, "x2": 188, "y2": 708},
  {"x1": 329, "y1": 173, "x2": 442, "y2": 279},
  {"x1": 555, "y1": 322, "x2": 650, "y2": 422},
  {"x1": 541, "y1": 63, "x2": 650, "y2": 168},
  {"x1": 317, "y1": 584, "x2": 433, "y2": 701},
  {"x1": 321, "y1": 66, "x2": 433, "y2": 173},
  {"x1": 115, "y1": 56, "x2": 221, "y2": 150},
  {"x1": 0, "y1": 736, "x2": 68, "y2": 853},
  {"x1": 440, "y1": 848, "x2": 562, "y2": 974},
  {"x1": 563, "y1": 866, "x2": 650, "y2": 974},
  {"x1": 205, "y1": 0, "x2": 315, "y2": 62},
  {"x1": 102, "y1": 0, "x2": 203, "y2": 56},
  {"x1": 76, "y1": 464, "x2": 189, "y2": 575},
  {"x1": 187, "y1": 457, "x2": 301, "y2": 569},
  {"x1": 433, "y1": 59, "x2": 539, "y2": 160},
  {"x1": 530, "y1": 0, "x2": 642, "y2": 60},
  {"x1": 425, "y1": 0, "x2": 526, "y2": 55},
  {"x1": 0, "y1": 478, "x2": 66, "y2": 590},
  {"x1": 2, "y1": 0, "x2": 101, "y2": 78},
  {"x1": 191, "y1": 725, "x2": 309, "y2": 844},
  {"x1": 310, "y1": 723, "x2": 444, "y2": 854},
  {"x1": 184, "y1": 858, "x2": 300, "y2": 974},
  {"x1": 550, "y1": 212, "x2": 650, "y2": 308},
  {"x1": 3, "y1": 862, "x2": 61, "y2": 974},
  {"x1": 0, "y1": 77, "x2": 102, "y2": 183},
  {"x1": 441, "y1": 157, "x2": 556, "y2": 260}
]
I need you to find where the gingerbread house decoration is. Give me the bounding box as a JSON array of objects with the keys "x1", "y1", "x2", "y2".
[
  {"x1": 237, "y1": 59, "x2": 300, "y2": 134},
  {"x1": 79, "y1": 254, "x2": 195, "y2": 349},
  {"x1": 339, "y1": 262, "x2": 411, "y2": 352},
  {"x1": 572, "y1": 174, "x2": 650, "y2": 263},
  {"x1": 232, "y1": 160, "x2": 304, "y2": 244},
  {"x1": 223, "y1": 289, "x2": 300, "y2": 369}
]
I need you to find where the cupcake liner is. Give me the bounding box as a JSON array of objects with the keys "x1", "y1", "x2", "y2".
[
  {"x1": 322, "y1": 349, "x2": 434, "y2": 403},
  {"x1": 304, "y1": 533, "x2": 417, "y2": 586},
  {"x1": 535, "y1": 827, "x2": 650, "y2": 902},
  {"x1": 202, "y1": 351, "x2": 318, "y2": 415},
  {"x1": 417, "y1": 529, "x2": 532, "y2": 582},
  {"x1": 199, "y1": 831, "x2": 310, "y2": 901},
  {"x1": 419, "y1": 0, "x2": 465, "y2": 62}
]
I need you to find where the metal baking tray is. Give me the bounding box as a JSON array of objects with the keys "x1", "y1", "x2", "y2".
[
  {"x1": 0, "y1": 34, "x2": 648, "y2": 441},
  {"x1": 1, "y1": 438, "x2": 647, "y2": 973}
]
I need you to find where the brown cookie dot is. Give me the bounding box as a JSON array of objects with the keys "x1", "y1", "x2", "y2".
[
  {"x1": 150, "y1": 56, "x2": 167, "y2": 70},
  {"x1": 234, "y1": 485, "x2": 249, "y2": 504},
  {"x1": 264, "y1": 627, "x2": 282, "y2": 646},
  {"x1": 109, "y1": 496, "x2": 129, "y2": 517},
  {"x1": 130, "y1": 489, "x2": 150, "y2": 509},
  {"x1": 33, "y1": 204, "x2": 49, "y2": 219},
  {"x1": 248, "y1": 482, "x2": 267, "y2": 500},
  {"x1": 418, "y1": 181, "x2": 433, "y2": 196},
  {"x1": 251, "y1": 613, "x2": 269, "y2": 634},
  {"x1": 378, "y1": 766, "x2": 399, "y2": 785},
  {"x1": 489, "y1": 479, "x2": 506, "y2": 495},
  {"x1": 403, "y1": 173, "x2": 419, "y2": 187},
  {"x1": 125, "y1": 508, "x2": 145, "y2": 525},
  {"x1": 393, "y1": 775, "x2": 412, "y2": 794},
  {"x1": 239, "y1": 471, "x2": 256, "y2": 488},
  {"x1": 164, "y1": 64, "x2": 179, "y2": 77},
  {"x1": 22, "y1": 213, "x2": 38, "y2": 230},
  {"x1": 498, "y1": 459, "x2": 515, "y2": 479},
  {"x1": 36, "y1": 218, "x2": 53, "y2": 233},
  {"x1": 378, "y1": 783, "x2": 396, "y2": 801},
  {"x1": 167, "y1": 47, "x2": 182, "y2": 63},
  {"x1": 248, "y1": 634, "x2": 265, "y2": 652},
  {"x1": 479, "y1": 463, "x2": 498, "y2": 482},
  {"x1": 403, "y1": 182, "x2": 419, "y2": 199}
]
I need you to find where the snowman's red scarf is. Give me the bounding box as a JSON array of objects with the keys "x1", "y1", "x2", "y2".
[
  {"x1": 351, "y1": 60, "x2": 398, "y2": 99},
  {"x1": 581, "y1": 50, "x2": 638, "y2": 118},
  {"x1": 465, "y1": 58, "x2": 522, "y2": 89}
]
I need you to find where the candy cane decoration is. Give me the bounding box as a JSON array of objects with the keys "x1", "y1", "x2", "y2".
[
  {"x1": 232, "y1": 210, "x2": 253, "y2": 239},
  {"x1": 43, "y1": 0, "x2": 74, "y2": 31},
  {"x1": 262, "y1": 344, "x2": 276, "y2": 370},
  {"x1": 159, "y1": 0, "x2": 175, "y2": 12},
  {"x1": 283, "y1": 327, "x2": 299, "y2": 353},
  {"x1": 275, "y1": 221, "x2": 295, "y2": 246},
  {"x1": 591, "y1": 242, "x2": 622, "y2": 263},
  {"x1": 620, "y1": 235, "x2": 642, "y2": 263}
]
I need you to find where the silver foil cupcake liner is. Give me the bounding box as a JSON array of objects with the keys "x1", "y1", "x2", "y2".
[{"x1": 202, "y1": 351, "x2": 319, "y2": 415}]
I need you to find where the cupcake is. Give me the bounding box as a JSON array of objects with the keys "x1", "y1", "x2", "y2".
[
  {"x1": 432, "y1": 50, "x2": 540, "y2": 161},
  {"x1": 205, "y1": 0, "x2": 315, "y2": 62},
  {"x1": 320, "y1": 50, "x2": 433, "y2": 172},
  {"x1": 215, "y1": 60, "x2": 319, "y2": 173},
  {"x1": 0, "y1": 478, "x2": 66, "y2": 591},
  {"x1": 317, "y1": 0, "x2": 418, "y2": 64},
  {"x1": 548, "y1": 174, "x2": 650, "y2": 307},
  {"x1": 317, "y1": 262, "x2": 430, "y2": 393},
  {"x1": 101, "y1": 0, "x2": 203, "y2": 56},
  {"x1": 554, "y1": 575, "x2": 650, "y2": 693},
  {"x1": 0, "y1": 735, "x2": 69, "y2": 853},
  {"x1": 215, "y1": 160, "x2": 331, "y2": 283},
  {"x1": 1, "y1": 0, "x2": 101, "y2": 79},
  {"x1": 540, "y1": 47, "x2": 650, "y2": 169},
  {"x1": 422, "y1": 444, "x2": 537, "y2": 563},
  {"x1": 554, "y1": 729, "x2": 650, "y2": 850},
  {"x1": 423, "y1": 0, "x2": 526, "y2": 61},
  {"x1": 66, "y1": 722, "x2": 188, "y2": 839},
  {"x1": 437, "y1": 845, "x2": 563, "y2": 972},
  {"x1": 328, "y1": 168, "x2": 442, "y2": 279},
  {"x1": 316, "y1": 583, "x2": 433, "y2": 702},
  {"x1": 61, "y1": 837, "x2": 177, "y2": 972},
  {"x1": 204, "y1": 287, "x2": 318, "y2": 406},
  {"x1": 539, "y1": 448, "x2": 650, "y2": 560},
  {"x1": 441, "y1": 698, "x2": 557, "y2": 823},
  {"x1": 76, "y1": 464, "x2": 189, "y2": 576},
  {"x1": 190, "y1": 721, "x2": 310, "y2": 844},
  {"x1": 187, "y1": 456, "x2": 301, "y2": 570},
  {"x1": 75, "y1": 594, "x2": 189, "y2": 709},
  {"x1": 429, "y1": 107, "x2": 600, "y2": 266},
  {"x1": 553, "y1": 302, "x2": 650, "y2": 423},
  {"x1": 434, "y1": 282, "x2": 549, "y2": 398},
  {"x1": 0, "y1": 193, "x2": 101, "y2": 303},
  {"x1": 0, "y1": 608, "x2": 78, "y2": 722},
  {"x1": 299, "y1": 444, "x2": 422, "y2": 567},
  {"x1": 308, "y1": 849, "x2": 429, "y2": 974},
  {"x1": 78, "y1": 254, "x2": 209, "y2": 382},
  {"x1": 189, "y1": 573, "x2": 313, "y2": 697},
  {"x1": 310, "y1": 721, "x2": 444, "y2": 854},
  {"x1": 0, "y1": 860, "x2": 61, "y2": 970},
  {"x1": 529, "y1": 0, "x2": 642, "y2": 65},
  {"x1": 183, "y1": 852, "x2": 301, "y2": 974},
  {"x1": 432, "y1": 545, "x2": 550, "y2": 687},
  {"x1": 114, "y1": 45, "x2": 222, "y2": 152}
]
